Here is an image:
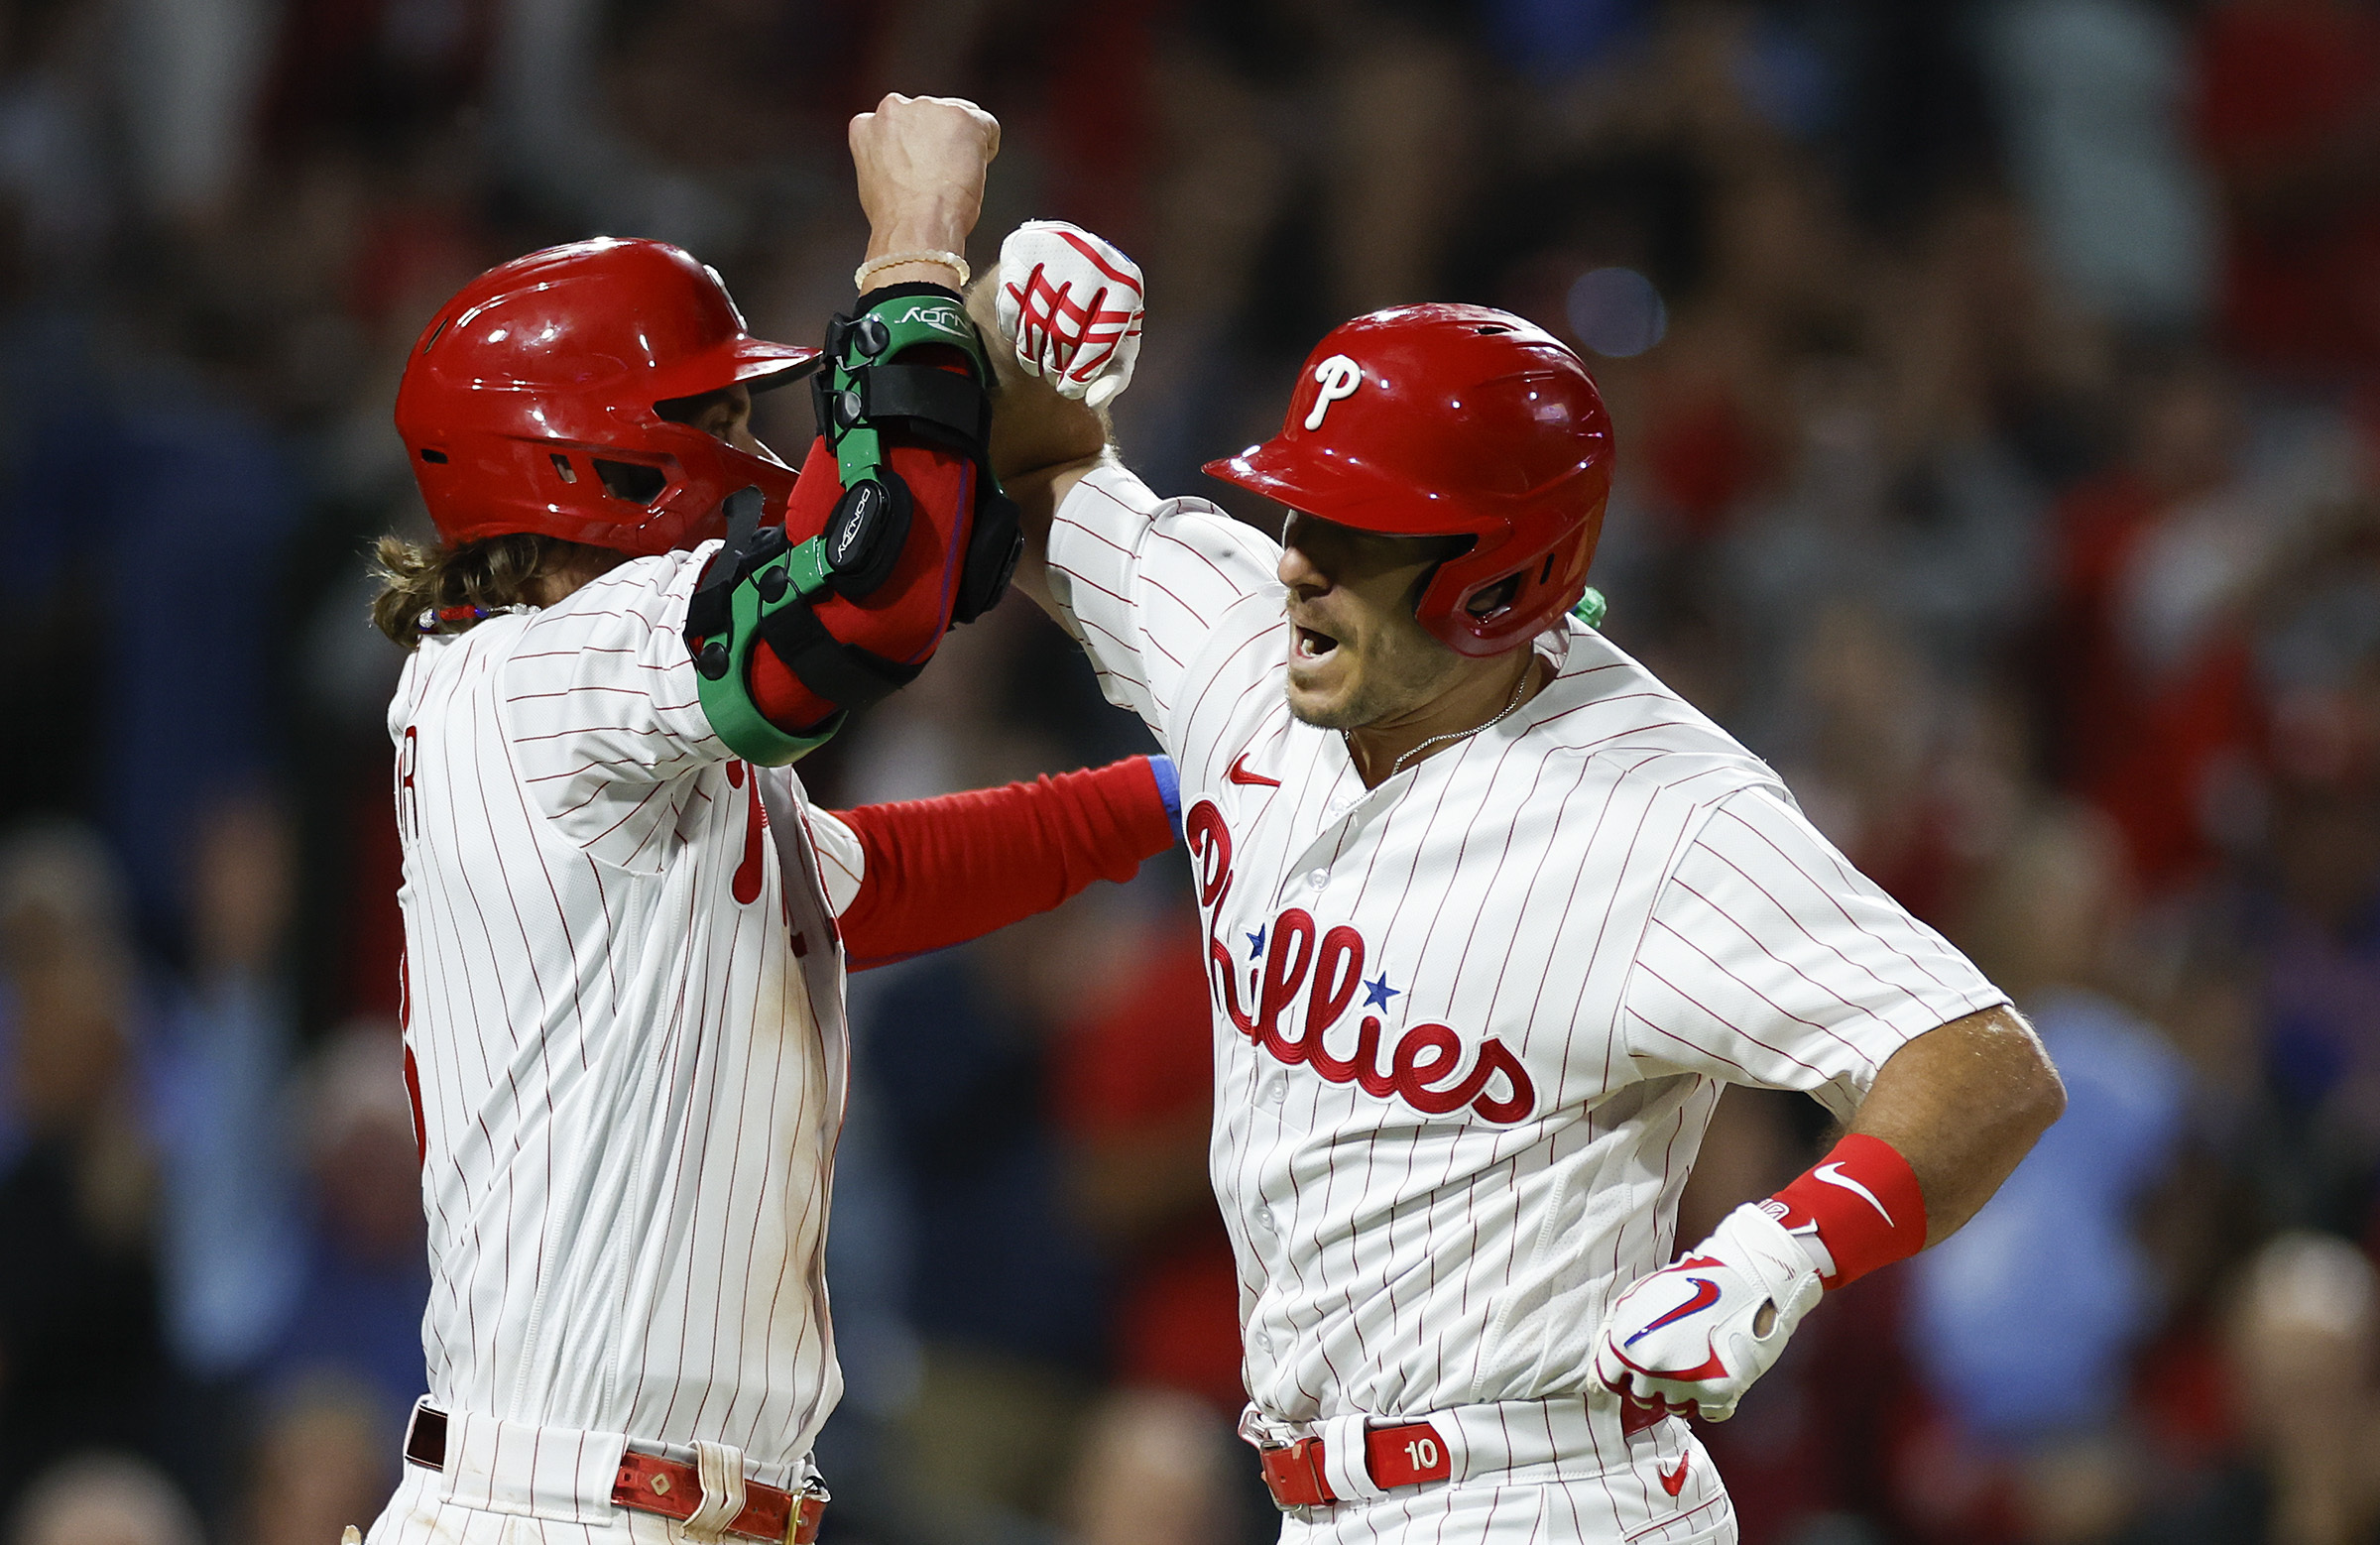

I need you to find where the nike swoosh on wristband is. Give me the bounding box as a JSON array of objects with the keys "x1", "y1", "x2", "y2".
[
  {"x1": 1227, "y1": 754, "x2": 1281, "y2": 787},
  {"x1": 1813, "y1": 1162, "x2": 1895, "y2": 1226}
]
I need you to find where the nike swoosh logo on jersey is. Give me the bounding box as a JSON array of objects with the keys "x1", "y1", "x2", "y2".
[
  {"x1": 1227, "y1": 754, "x2": 1281, "y2": 787},
  {"x1": 1814, "y1": 1162, "x2": 1895, "y2": 1226},
  {"x1": 1660, "y1": 1451, "x2": 1691, "y2": 1496},
  {"x1": 1623, "y1": 1277, "x2": 1721, "y2": 1348}
]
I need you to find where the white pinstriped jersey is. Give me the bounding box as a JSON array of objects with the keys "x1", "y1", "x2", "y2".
[
  {"x1": 388, "y1": 545, "x2": 872, "y2": 1486},
  {"x1": 1045, "y1": 462, "x2": 2007, "y2": 1432}
]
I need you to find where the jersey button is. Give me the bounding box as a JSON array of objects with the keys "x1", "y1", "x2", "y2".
[
  {"x1": 1266, "y1": 1077, "x2": 1287, "y2": 1104},
  {"x1": 1306, "y1": 868, "x2": 1329, "y2": 891},
  {"x1": 1255, "y1": 1204, "x2": 1275, "y2": 1231},
  {"x1": 1254, "y1": 1330, "x2": 1274, "y2": 1353}
]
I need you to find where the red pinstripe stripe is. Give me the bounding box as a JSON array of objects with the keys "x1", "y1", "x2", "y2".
[
  {"x1": 394, "y1": 543, "x2": 844, "y2": 1478},
  {"x1": 1044, "y1": 470, "x2": 2002, "y2": 1479}
]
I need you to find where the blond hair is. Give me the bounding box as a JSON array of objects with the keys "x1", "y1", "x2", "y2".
[{"x1": 371, "y1": 533, "x2": 613, "y2": 649}]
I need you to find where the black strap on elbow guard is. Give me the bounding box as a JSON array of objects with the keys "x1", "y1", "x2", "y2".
[
  {"x1": 681, "y1": 289, "x2": 1026, "y2": 766},
  {"x1": 683, "y1": 488, "x2": 924, "y2": 766},
  {"x1": 811, "y1": 283, "x2": 1023, "y2": 625}
]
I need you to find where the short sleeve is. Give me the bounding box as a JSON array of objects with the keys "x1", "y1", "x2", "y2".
[
  {"x1": 1620, "y1": 784, "x2": 2009, "y2": 1118},
  {"x1": 806, "y1": 807, "x2": 865, "y2": 916},
  {"x1": 498, "y1": 547, "x2": 727, "y2": 871},
  {"x1": 1044, "y1": 461, "x2": 1282, "y2": 740}
]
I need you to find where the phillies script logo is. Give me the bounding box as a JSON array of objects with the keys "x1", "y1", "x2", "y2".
[{"x1": 1187, "y1": 799, "x2": 1536, "y2": 1125}]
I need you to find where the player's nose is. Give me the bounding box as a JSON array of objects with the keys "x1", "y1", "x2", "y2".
[{"x1": 1277, "y1": 531, "x2": 1333, "y2": 597}]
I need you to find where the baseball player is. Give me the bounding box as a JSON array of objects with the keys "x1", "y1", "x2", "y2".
[
  {"x1": 971, "y1": 224, "x2": 2066, "y2": 1544},
  {"x1": 360, "y1": 103, "x2": 1185, "y2": 1545}
]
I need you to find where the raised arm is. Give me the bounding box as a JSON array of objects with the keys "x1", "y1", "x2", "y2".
[
  {"x1": 850, "y1": 94, "x2": 1000, "y2": 291},
  {"x1": 687, "y1": 96, "x2": 1021, "y2": 760},
  {"x1": 965, "y1": 227, "x2": 1138, "y2": 618},
  {"x1": 958, "y1": 223, "x2": 1276, "y2": 748}
]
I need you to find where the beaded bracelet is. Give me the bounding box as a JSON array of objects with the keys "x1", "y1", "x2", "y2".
[{"x1": 853, "y1": 250, "x2": 970, "y2": 292}]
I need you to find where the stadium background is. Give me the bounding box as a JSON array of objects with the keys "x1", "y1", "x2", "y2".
[{"x1": 0, "y1": 0, "x2": 2377, "y2": 1541}]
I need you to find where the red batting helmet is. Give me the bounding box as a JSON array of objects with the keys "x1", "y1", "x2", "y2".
[
  {"x1": 395, "y1": 238, "x2": 820, "y2": 556},
  {"x1": 1204, "y1": 304, "x2": 1612, "y2": 656}
]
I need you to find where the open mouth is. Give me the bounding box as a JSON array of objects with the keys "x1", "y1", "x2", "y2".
[{"x1": 1294, "y1": 625, "x2": 1339, "y2": 660}]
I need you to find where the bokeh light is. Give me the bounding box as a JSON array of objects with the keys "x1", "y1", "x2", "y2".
[{"x1": 1565, "y1": 267, "x2": 1669, "y2": 358}]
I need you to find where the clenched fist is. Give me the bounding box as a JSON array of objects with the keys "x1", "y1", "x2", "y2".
[
  {"x1": 849, "y1": 94, "x2": 1002, "y2": 266},
  {"x1": 996, "y1": 220, "x2": 1144, "y2": 410}
]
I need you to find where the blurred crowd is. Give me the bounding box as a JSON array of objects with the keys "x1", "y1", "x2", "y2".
[{"x1": 0, "y1": 0, "x2": 2376, "y2": 1542}]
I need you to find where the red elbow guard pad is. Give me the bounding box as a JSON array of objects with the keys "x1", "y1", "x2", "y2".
[
  {"x1": 1766, "y1": 1132, "x2": 1928, "y2": 1289},
  {"x1": 746, "y1": 434, "x2": 977, "y2": 732}
]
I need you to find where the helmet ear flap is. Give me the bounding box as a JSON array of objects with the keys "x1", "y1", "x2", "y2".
[
  {"x1": 1416, "y1": 517, "x2": 1596, "y2": 654},
  {"x1": 1462, "y1": 571, "x2": 1525, "y2": 622},
  {"x1": 592, "y1": 456, "x2": 669, "y2": 505},
  {"x1": 1402, "y1": 534, "x2": 1478, "y2": 626}
]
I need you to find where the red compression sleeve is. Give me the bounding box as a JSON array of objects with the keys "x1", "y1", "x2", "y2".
[
  {"x1": 749, "y1": 346, "x2": 980, "y2": 733},
  {"x1": 1766, "y1": 1131, "x2": 1929, "y2": 1289},
  {"x1": 834, "y1": 757, "x2": 1175, "y2": 970}
]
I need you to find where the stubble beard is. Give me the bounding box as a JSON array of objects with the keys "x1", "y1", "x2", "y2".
[
  {"x1": 1287, "y1": 677, "x2": 1388, "y2": 732},
  {"x1": 1284, "y1": 628, "x2": 1465, "y2": 733}
]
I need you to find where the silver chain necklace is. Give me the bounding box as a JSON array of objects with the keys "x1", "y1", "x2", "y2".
[{"x1": 1352, "y1": 661, "x2": 1535, "y2": 779}]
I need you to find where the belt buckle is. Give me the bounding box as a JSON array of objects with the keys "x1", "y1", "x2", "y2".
[
  {"x1": 403, "y1": 1402, "x2": 448, "y2": 1471},
  {"x1": 785, "y1": 1477, "x2": 830, "y2": 1544},
  {"x1": 1256, "y1": 1436, "x2": 1335, "y2": 1508}
]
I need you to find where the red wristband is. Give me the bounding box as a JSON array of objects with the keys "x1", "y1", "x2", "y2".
[{"x1": 1765, "y1": 1132, "x2": 1928, "y2": 1289}]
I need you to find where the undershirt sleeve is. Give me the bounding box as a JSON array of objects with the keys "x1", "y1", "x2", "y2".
[{"x1": 829, "y1": 756, "x2": 1177, "y2": 969}]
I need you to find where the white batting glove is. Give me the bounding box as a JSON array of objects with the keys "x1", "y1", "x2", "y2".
[
  {"x1": 996, "y1": 220, "x2": 1144, "y2": 409},
  {"x1": 1592, "y1": 1202, "x2": 1824, "y2": 1422}
]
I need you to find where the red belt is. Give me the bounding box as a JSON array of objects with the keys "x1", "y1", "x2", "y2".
[
  {"x1": 1255, "y1": 1421, "x2": 1452, "y2": 1508},
  {"x1": 404, "y1": 1404, "x2": 826, "y2": 1544}
]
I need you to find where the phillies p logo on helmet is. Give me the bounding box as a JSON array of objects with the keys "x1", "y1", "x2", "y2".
[
  {"x1": 1303, "y1": 354, "x2": 1365, "y2": 430},
  {"x1": 1204, "y1": 303, "x2": 1613, "y2": 657}
]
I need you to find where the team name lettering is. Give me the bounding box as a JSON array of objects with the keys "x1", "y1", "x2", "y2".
[
  {"x1": 397, "y1": 726, "x2": 421, "y2": 838},
  {"x1": 1186, "y1": 799, "x2": 1536, "y2": 1125}
]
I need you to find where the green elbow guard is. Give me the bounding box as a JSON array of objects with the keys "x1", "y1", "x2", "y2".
[
  {"x1": 681, "y1": 287, "x2": 1020, "y2": 767},
  {"x1": 812, "y1": 283, "x2": 1022, "y2": 625},
  {"x1": 814, "y1": 283, "x2": 995, "y2": 489},
  {"x1": 682, "y1": 489, "x2": 924, "y2": 766}
]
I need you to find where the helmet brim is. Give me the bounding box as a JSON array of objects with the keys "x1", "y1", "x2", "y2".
[
  {"x1": 732, "y1": 339, "x2": 823, "y2": 390},
  {"x1": 647, "y1": 337, "x2": 822, "y2": 405},
  {"x1": 1203, "y1": 437, "x2": 1484, "y2": 538}
]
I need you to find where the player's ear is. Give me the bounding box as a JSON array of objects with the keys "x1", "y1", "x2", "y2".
[{"x1": 1462, "y1": 574, "x2": 1521, "y2": 619}]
